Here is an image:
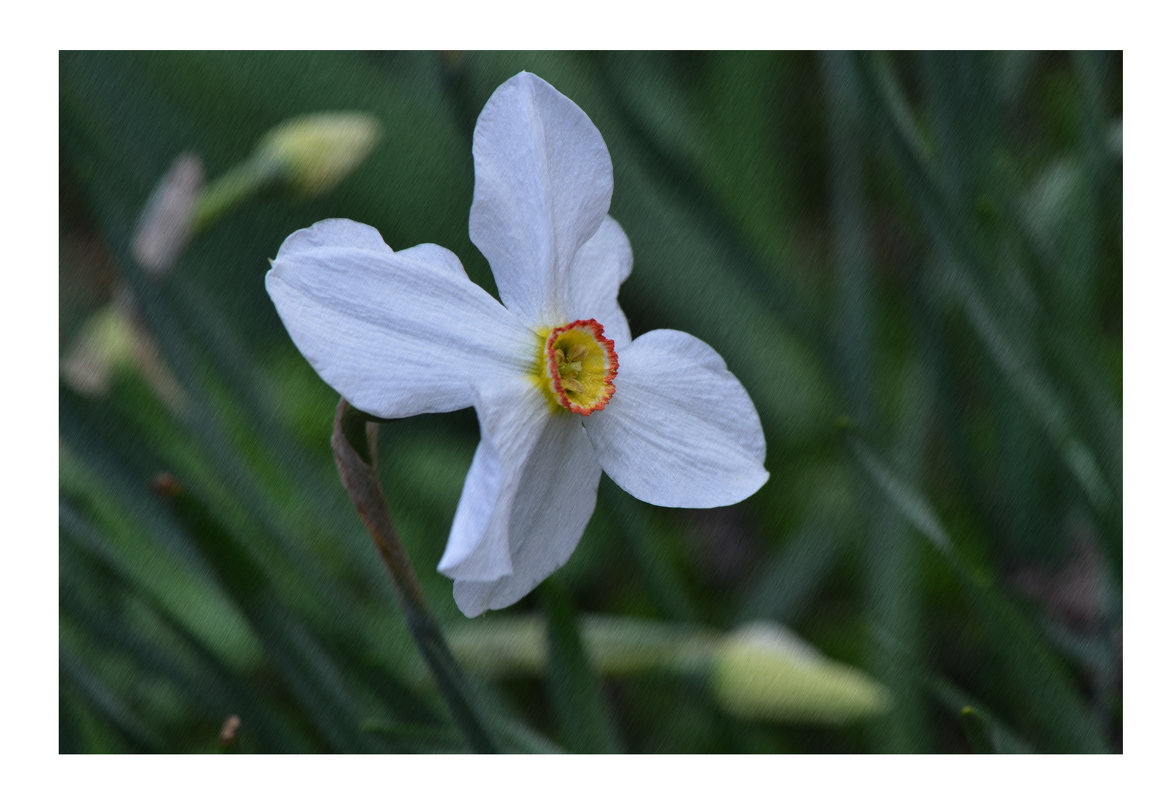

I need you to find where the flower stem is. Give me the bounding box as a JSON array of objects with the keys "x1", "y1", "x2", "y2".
[
  {"x1": 331, "y1": 398, "x2": 497, "y2": 753},
  {"x1": 192, "y1": 154, "x2": 284, "y2": 232}
]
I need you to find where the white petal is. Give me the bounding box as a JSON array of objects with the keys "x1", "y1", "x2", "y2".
[
  {"x1": 437, "y1": 440, "x2": 513, "y2": 582},
  {"x1": 584, "y1": 330, "x2": 768, "y2": 508},
  {"x1": 562, "y1": 216, "x2": 634, "y2": 349},
  {"x1": 437, "y1": 381, "x2": 544, "y2": 583},
  {"x1": 469, "y1": 72, "x2": 613, "y2": 327},
  {"x1": 276, "y1": 217, "x2": 396, "y2": 256},
  {"x1": 266, "y1": 219, "x2": 535, "y2": 418},
  {"x1": 440, "y1": 378, "x2": 602, "y2": 616}
]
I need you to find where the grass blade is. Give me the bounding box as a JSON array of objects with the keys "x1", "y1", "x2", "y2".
[
  {"x1": 848, "y1": 433, "x2": 1108, "y2": 752},
  {"x1": 540, "y1": 579, "x2": 623, "y2": 752}
]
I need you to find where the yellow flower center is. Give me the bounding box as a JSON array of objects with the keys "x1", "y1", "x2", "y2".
[{"x1": 534, "y1": 319, "x2": 617, "y2": 415}]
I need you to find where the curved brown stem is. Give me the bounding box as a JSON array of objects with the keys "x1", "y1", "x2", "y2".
[{"x1": 331, "y1": 398, "x2": 496, "y2": 753}]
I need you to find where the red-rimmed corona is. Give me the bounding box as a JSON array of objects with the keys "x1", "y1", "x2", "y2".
[{"x1": 540, "y1": 319, "x2": 618, "y2": 415}]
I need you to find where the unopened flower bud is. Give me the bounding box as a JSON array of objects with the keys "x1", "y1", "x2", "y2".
[
  {"x1": 710, "y1": 621, "x2": 891, "y2": 724},
  {"x1": 258, "y1": 112, "x2": 381, "y2": 196},
  {"x1": 133, "y1": 153, "x2": 204, "y2": 274}
]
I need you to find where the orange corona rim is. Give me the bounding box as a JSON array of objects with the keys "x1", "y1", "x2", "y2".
[{"x1": 541, "y1": 319, "x2": 618, "y2": 416}]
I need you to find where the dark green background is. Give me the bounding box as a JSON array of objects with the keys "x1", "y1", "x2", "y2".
[{"x1": 59, "y1": 51, "x2": 1121, "y2": 753}]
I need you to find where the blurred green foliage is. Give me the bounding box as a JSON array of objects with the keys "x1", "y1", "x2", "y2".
[{"x1": 59, "y1": 51, "x2": 1121, "y2": 753}]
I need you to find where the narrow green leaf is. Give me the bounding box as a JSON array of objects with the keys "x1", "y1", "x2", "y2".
[
  {"x1": 930, "y1": 678, "x2": 1034, "y2": 754},
  {"x1": 737, "y1": 518, "x2": 843, "y2": 625},
  {"x1": 597, "y1": 492, "x2": 698, "y2": 621},
  {"x1": 152, "y1": 474, "x2": 374, "y2": 752},
  {"x1": 848, "y1": 434, "x2": 1108, "y2": 752},
  {"x1": 540, "y1": 580, "x2": 622, "y2": 752},
  {"x1": 59, "y1": 646, "x2": 164, "y2": 753},
  {"x1": 960, "y1": 707, "x2": 995, "y2": 754},
  {"x1": 359, "y1": 720, "x2": 466, "y2": 753},
  {"x1": 849, "y1": 51, "x2": 1114, "y2": 520},
  {"x1": 60, "y1": 496, "x2": 310, "y2": 751}
]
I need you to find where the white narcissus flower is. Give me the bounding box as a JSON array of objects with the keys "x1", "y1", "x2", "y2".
[{"x1": 266, "y1": 72, "x2": 768, "y2": 617}]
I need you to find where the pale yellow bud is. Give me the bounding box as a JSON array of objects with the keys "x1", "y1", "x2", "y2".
[
  {"x1": 258, "y1": 112, "x2": 381, "y2": 196},
  {"x1": 710, "y1": 621, "x2": 891, "y2": 724}
]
